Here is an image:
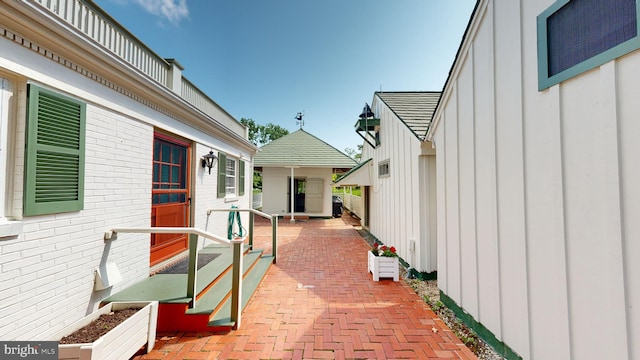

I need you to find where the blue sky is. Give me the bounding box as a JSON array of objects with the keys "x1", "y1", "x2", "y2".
[{"x1": 95, "y1": 0, "x2": 476, "y2": 153}]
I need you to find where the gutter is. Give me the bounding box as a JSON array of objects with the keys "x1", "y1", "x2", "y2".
[{"x1": 425, "y1": 0, "x2": 482, "y2": 142}]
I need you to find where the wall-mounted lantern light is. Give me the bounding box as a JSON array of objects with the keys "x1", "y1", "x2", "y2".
[{"x1": 201, "y1": 150, "x2": 217, "y2": 174}]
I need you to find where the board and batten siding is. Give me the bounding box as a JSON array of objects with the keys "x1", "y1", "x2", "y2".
[
  {"x1": 428, "y1": 0, "x2": 638, "y2": 359},
  {"x1": 364, "y1": 98, "x2": 435, "y2": 273}
]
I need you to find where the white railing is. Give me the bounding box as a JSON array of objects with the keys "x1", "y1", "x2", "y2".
[
  {"x1": 342, "y1": 192, "x2": 364, "y2": 220},
  {"x1": 252, "y1": 192, "x2": 263, "y2": 209},
  {"x1": 206, "y1": 208, "x2": 277, "y2": 261},
  {"x1": 32, "y1": 0, "x2": 168, "y2": 85},
  {"x1": 30, "y1": 0, "x2": 250, "y2": 140},
  {"x1": 104, "y1": 208, "x2": 278, "y2": 330},
  {"x1": 181, "y1": 78, "x2": 245, "y2": 135},
  {"x1": 103, "y1": 228, "x2": 242, "y2": 318}
]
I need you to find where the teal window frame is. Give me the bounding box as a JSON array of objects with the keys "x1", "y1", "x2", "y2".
[
  {"x1": 24, "y1": 84, "x2": 86, "y2": 216},
  {"x1": 537, "y1": 0, "x2": 640, "y2": 90}
]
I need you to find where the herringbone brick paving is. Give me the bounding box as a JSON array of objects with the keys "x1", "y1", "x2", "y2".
[{"x1": 133, "y1": 215, "x2": 476, "y2": 359}]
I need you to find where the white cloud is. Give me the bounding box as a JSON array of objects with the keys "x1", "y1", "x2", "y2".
[{"x1": 134, "y1": 0, "x2": 189, "y2": 25}]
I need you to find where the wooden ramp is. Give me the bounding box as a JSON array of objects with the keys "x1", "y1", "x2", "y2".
[{"x1": 102, "y1": 244, "x2": 273, "y2": 332}]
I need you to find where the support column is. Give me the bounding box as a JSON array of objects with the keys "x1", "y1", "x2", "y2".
[
  {"x1": 290, "y1": 167, "x2": 295, "y2": 223},
  {"x1": 186, "y1": 233, "x2": 198, "y2": 308},
  {"x1": 230, "y1": 239, "x2": 244, "y2": 329}
]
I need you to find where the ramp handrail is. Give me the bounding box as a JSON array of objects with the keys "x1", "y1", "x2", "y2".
[
  {"x1": 104, "y1": 227, "x2": 233, "y2": 245},
  {"x1": 103, "y1": 227, "x2": 245, "y2": 328},
  {"x1": 103, "y1": 208, "x2": 278, "y2": 330},
  {"x1": 207, "y1": 208, "x2": 279, "y2": 264}
]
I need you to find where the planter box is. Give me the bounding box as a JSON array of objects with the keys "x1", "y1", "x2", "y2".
[
  {"x1": 368, "y1": 251, "x2": 399, "y2": 281},
  {"x1": 50, "y1": 301, "x2": 158, "y2": 360}
]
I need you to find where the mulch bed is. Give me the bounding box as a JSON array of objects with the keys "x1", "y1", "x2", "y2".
[{"x1": 59, "y1": 308, "x2": 139, "y2": 344}]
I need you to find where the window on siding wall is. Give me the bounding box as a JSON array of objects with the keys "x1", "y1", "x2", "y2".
[
  {"x1": 24, "y1": 84, "x2": 86, "y2": 216},
  {"x1": 217, "y1": 152, "x2": 245, "y2": 198},
  {"x1": 378, "y1": 159, "x2": 390, "y2": 178},
  {"x1": 538, "y1": 0, "x2": 640, "y2": 90},
  {"x1": 225, "y1": 157, "x2": 236, "y2": 195}
]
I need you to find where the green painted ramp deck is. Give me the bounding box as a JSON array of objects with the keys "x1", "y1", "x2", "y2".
[
  {"x1": 209, "y1": 255, "x2": 274, "y2": 327},
  {"x1": 102, "y1": 243, "x2": 273, "y2": 331},
  {"x1": 103, "y1": 244, "x2": 238, "y2": 304}
]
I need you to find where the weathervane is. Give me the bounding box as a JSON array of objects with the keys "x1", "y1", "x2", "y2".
[{"x1": 295, "y1": 112, "x2": 304, "y2": 129}]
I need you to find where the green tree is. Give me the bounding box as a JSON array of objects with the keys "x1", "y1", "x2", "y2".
[
  {"x1": 344, "y1": 144, "x2": 362, "y2": 161},
  {"x1": 240, "y1": 118, "x2": 289, "y2": 147},
  {"x1": 240, "y1": 118, "x2": 260, "y2": 144},
  {"x1": 240, "y1": 118, "x2": 290, "y2": 190},
  {"x1": 258, "y1": 123, "x2": 289, "y2": 146}
]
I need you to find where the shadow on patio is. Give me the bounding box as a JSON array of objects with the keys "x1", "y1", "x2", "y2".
[{"x1": 133, "y1": 214, "x2": 476, "y2": 359}]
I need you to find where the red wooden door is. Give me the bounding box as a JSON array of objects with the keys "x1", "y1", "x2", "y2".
[{"x1": 151, "y1": 133, "x2": 190, "y2": 265}]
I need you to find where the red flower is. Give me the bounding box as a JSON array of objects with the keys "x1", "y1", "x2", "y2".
[{"x1": 390, "y1": 246, "x2": 396, "y2": 254}]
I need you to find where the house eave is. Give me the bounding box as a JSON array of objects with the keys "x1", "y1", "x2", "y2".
[{"x1": 2, "y1": 0, "x2": 257, "y2": 154}]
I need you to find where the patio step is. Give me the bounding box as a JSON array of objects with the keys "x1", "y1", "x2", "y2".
[
  {"x1": 102, "y1": 244, "x2": 273, "y2": 333},
  {"x1": 155, "y1": 249, "x2": 273, "y2": 332},
  {"x1": 208, "y1": 255, "x2": 274, "y2": 327}
]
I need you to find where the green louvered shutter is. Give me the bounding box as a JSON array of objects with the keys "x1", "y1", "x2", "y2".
[
  {"x1": 217, "y1": 152, "x2": 227, "y2": 198},
  {"x1": 238, "y1": 160, "x2": 245, "y2": 196},
  {"x1": 24, "y1": 85, "x2": 86, "y2": 216}
]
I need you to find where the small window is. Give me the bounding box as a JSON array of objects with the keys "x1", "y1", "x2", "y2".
[
  {"x1": 217, "y1": 153, "x2": 245, "y2": 198},
  {"x1": 378, "y1": 159, "x2": 390, "y2": 178},
  {"x1": 538, "y1": 0, "x2": 640, "y2": 90},
  {"x1": 225, "y1": 157, "x2": 236, "y2": 196}
]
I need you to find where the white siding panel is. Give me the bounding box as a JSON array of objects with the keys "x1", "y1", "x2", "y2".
[
  {"x1": 617, "y1": 52, "x2": 640, "y2": 360},
  {"x1": 560, "y1": 64, "x2": 628, "y2": 360},
  {"x1": 419, "y1": 155, "x2": 438, "y2": 273},
  {"x1": 457, "y1": 54, "x2": 479, "y2": 318},
  {"x1": 364, "y1": 98, "x2": 426, "y2": 271},
  {"x1": 472, "y1": 2, "x2": 501, "y2": 338},
  {"x1": 520, "y1": 1, "x2": 571, "y2": 359},
  {"x1": 435, "y1": 122, "x2": 448, "y2": 293},
  {"x1": 432, "y1": 0, "x2": 639, "y2": 358},
  {"x1": 444, "y1": 85, "x2": 461, "y2": 302}
]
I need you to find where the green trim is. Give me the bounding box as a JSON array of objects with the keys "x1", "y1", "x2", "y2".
[
  {"x1": 537, "y1": 0, "x2": 640, "y2": 90},
  {"x1": 354, "y1": 118, "x2": 380, "y2": 131},
  {"x1": 238, "y1": 160, "x2": 245, "y2": 196},
  {"x1": 333, "y1": 158, "x2": 372, "y2": 184},
  {"x1": 24, "y1": 84, "x2": 86, "y2": 216},
  {"x1": 409, "y1": 268, "x2": 437, "y2": 281},
  {"x1": 217, "y1": 152, "x2": 227, "y2": 198},
  {"x1": 440, "y1": 291, "x2": 522, "y2": 360}
]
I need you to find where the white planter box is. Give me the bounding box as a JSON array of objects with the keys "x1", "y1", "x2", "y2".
[
  {"x1": 51, "y1": 301, "x2": 158, "y2": 360},
  {"x1": 368, "y1": 251, "x2": 399, "y2": 281}
]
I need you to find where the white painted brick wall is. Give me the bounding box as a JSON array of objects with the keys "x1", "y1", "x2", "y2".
[
  {"x1": 0, "y1": 34, "x2": 254, "y2": 340},
  {"x1": 191, "y1": 143, "x2": 252, "y2": 248},
  {"x1": 0, "y1": 101, "x2": 154, "y2": 340}
]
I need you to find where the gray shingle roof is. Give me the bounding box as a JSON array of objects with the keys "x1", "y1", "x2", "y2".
[
  {"x1": 375, "y1": 91, "x2": 441, "y2": 140},
  {"x1": 255, "y1": 129, "x2": 357, "y2": 168}
]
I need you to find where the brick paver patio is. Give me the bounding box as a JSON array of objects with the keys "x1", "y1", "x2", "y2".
[{"x1": 133, "y1": 215, "x2": 476, "y2": 359}]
